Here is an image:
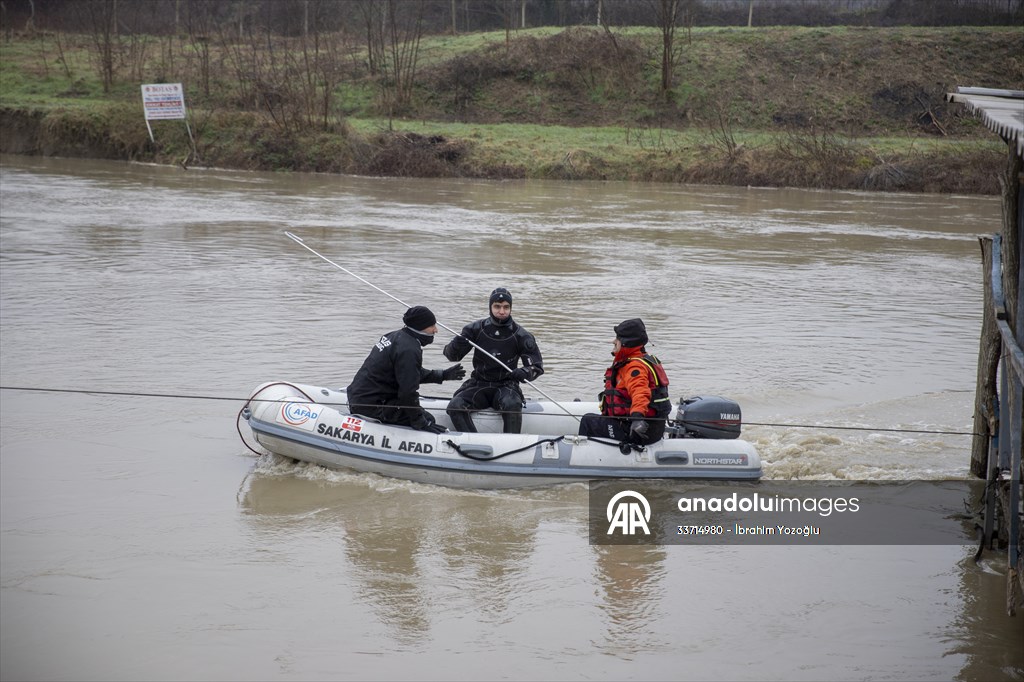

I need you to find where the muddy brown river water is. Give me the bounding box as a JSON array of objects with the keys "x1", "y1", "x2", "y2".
[{"x1": 1, "y1": 155, "x2": 1021, "y2": 680}]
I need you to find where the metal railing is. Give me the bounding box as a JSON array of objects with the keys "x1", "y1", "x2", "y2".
[{"x1": 982, "y1": 233, "x2": 1022, "y2": 577}]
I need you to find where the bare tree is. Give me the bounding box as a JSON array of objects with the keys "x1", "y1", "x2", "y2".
[
  {"x1": 52, "y1": 28, "x2": 74, "y2": 80},
  {"x1": 296, "y1": 1, "x2": 348, "y2": 129},
  {"x1": 77, "y1": 0, "x2": 118, "y2": 93},
  {"x1": 381, "y1": 0, "x2": 425, "y2": 114},
  {"x1": 24, "y1": 0, "x2": 36, "y2": 33},
  {"x1": 356, "y1": 0, "x2": 384, "y2": 75},
  {"x1": 489, "y1": 0, "x2": 519, "y2": 46},
  {"x1": 184, "y1": 0, "x2": 218, "y2": 99},
  {"x1": 647, "y1": 0, "x2": 699, "y2": 98},
  {"x1": 649, "y1": 0, "x2": 683, "y2": 98},
  {"x1": 356, "y1": 0, "x2": 425, "y2": 119}
]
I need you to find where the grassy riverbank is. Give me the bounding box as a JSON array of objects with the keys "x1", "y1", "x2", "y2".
[{"x1": 1, "y1": 25, "x2": 1020, "y2": 193}]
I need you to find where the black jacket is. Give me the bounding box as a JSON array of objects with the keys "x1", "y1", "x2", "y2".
[
  {"x1": 346, "y1": 327, "x2": 443, "y2": 426},
  {"x1": 443, "y1": 316, "x2": 544, "y2": 383}
]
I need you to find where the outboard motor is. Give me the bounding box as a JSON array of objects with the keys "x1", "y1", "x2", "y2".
[{"x1": 667, "y1": 396, "x2": 742, "y2": 439}]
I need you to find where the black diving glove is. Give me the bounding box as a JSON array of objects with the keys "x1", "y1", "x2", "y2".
[
  {"x1": 442, "y1": 364, "x2": 466, "y2": 381},
  {"x1": 629, "y1": 412, "x2": 649, "y2": 441},
  {"x1": 512, "y1": 367, "x2": 530, "y2": 383}
]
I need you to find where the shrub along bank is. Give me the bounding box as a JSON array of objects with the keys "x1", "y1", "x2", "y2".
[{"x1": 0, "y1": 26, "x2": 1019, "y2": 194}]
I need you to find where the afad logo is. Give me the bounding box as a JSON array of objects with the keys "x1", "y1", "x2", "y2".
[
  {"x1": 278, "y1": 402, "x2": 321, "y2": 431},
  {"x1": 606, "y1": 490, "x2": 651, "y2": 536}
]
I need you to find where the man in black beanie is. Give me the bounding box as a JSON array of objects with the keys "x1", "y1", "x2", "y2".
[
  {"x1": 579, "y1": 318, "x2": 671, "y2": 448},
  {"x1": 442, "y1": 287, "x2": 544, "y2": 433},
  {"x1": 346, "y1": 306, "x2": 466, "y2": 433}
]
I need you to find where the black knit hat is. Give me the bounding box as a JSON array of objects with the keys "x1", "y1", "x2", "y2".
[
  {"x1": 614, "y1": 318, "x2": 648, "y2": 347},
  {"x1": 489, "y1": 287, "x2": 512, "y2": 307},
  {"x1": 403, "y1": 305, "x2": 436, "y2": 330}
]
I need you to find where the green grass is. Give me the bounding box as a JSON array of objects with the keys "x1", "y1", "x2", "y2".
[
  {"x1": 417, "y1": 25, "x2": 566, "y2": 65},
  {"x1": 0, "y1": 33, "x2": 111, "y2": 108}
]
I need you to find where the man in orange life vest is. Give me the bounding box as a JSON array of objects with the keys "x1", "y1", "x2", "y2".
[{"x1": 579, "y1": 318, "x2": 672, "y2": 446}]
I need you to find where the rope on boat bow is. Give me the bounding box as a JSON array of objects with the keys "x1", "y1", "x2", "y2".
[{"x1": 236, "y1": 381, "x2": 318, "y2": 456}]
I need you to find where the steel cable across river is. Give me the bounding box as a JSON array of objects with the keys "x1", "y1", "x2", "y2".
[{"x1": 1, "y1": 155, "x2": 1020, "y2": 680}]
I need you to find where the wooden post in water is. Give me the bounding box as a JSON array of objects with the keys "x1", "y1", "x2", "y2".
[{"x1": 972, "y1": 238, "x2": 1001, "y2": 479}]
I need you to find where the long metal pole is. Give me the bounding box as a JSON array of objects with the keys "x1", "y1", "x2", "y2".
[{"x1": 284, "y1": 232, "x2": 580, "y2": 422}]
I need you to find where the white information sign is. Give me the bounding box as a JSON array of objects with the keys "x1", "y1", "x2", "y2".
[
  {"x1": 140, "y1": 82, "x2": 196, "y2": 156},
  {"x1": 141, "y1": 83, "x2": 186, "y2": 120}
]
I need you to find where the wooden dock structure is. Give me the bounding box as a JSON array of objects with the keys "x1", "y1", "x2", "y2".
[{"x1": 947, "y1": 86, "x2": 1023, "y2": 616}]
